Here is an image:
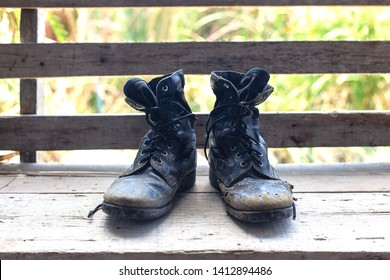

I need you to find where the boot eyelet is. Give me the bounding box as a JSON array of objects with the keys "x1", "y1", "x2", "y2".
[
  {"x1": 231, "y1": 146, "x2": 236, "y2": 151},
  {"x1": 156, "y1": 158, "x2": 163, "y2": 164},
  {"x1": 258, "y1": 152, "x2": 263, "y2": 157},
  {"x1": 162, "y1": 85, "x2": 169, "y2": 92},
  {"x1": 140, "y1": 151, "x2": 146, "y2": 155},
  {"x1": 240, "y1": 161, "x2": 247, "y2": 167},
  {"x1": 258, "y1": 162, "x2": 264, "y2": 167},
  {"x1": 161, "y1": 151, "x2": 168, "y2": 156},
  {"x1": 235, "y1": 153, "x2": 241, "y2": 158},
  {"x1": 167, "y1": 144, "x2": 172, "y2": 149}
]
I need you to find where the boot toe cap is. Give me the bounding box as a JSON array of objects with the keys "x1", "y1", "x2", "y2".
[
  {"x1": 103, "y1": 175, "x2": 173, "y2": 208},
  {"x1": 223, "y1": 177, "x2": 293, "y2": 211}
]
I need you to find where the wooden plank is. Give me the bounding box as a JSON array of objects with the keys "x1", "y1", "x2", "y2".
[
  {"x1": 19, "y1": 79, "x2": 44, "y2": 115},
  {"x1": 0, "y1": 112, "x2": 389, "y2": 150},
  {"x1": 1, "y1": 168, "x2": 390, "y2": 194},
  {"x1": 0, "y1": 163, "x2": 389, "y2": 194},
  {"x1": 1, "y1": 41, "x2": 390, "y2": 78},
  {"x1": 2, "y1": 0, "x2": 390, "y2": 8},
  {"x1": 19, "y1": 9, "x2": 45, "y2": 163},
  {"x1": 0, "y1": 192, "x2": 389, "y2": 259},
  {"x1": 19, "y1": 79, "x2": 44, "y2": 163},
  {"x1": 0, "y1": 176, "x2": 16, "y2": 190},
  {"x1": 1, "y1": 162, "x2": 390, "y2": 176}
]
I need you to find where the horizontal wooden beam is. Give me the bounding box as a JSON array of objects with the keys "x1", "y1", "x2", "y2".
[
  {"x1": 0, "y1": 111, "x2": 389, "y2": 150},
  {"x1": 2, "y1": 0, "x2": 390, "y2": 8},
  {"x1": 1, "y1": 41, "x2": 389, "y2": 78}
]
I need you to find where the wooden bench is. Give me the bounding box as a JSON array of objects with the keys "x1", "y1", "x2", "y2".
[{"x1": 1, "y1": 0, "x2": 390, "y2": 259}]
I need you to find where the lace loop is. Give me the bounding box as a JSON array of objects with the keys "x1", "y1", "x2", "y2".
[
  {"x1": 204, "y1": 102, "x2": 263, "y2": 167},
  {"x1": 140, "y1": 101, "x2": 195, "y2": 165}
]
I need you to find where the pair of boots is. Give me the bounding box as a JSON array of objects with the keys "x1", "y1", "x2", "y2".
[{"x1": 90, "y1": 68, "x2": 295, "y2": 223}]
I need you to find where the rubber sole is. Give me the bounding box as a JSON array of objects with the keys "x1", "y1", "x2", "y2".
[
  {"x1": 209, "y1": 168, "x2": 293, "y2": 223},
  {"x1": 225, "y1": 204, "x2": 293, "y2": 223},
  {"x1": 102, "y1": 201, "x2": 172, "y2": 220},
  {"x1": 102, "y1": 169, "x2": 196, "y2": 220}
]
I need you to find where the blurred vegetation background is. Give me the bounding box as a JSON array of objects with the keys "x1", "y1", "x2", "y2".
[{"x1": 1, "y1": 7, "x2": 389, "y2": 164}]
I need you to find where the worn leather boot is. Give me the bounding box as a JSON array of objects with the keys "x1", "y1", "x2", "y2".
[
  {"x1": 100, "y1": 70, "x2": 197, "y2": 220},
  {"x1": 205, "y1": 67, "x2": 295, "y2": 222}
]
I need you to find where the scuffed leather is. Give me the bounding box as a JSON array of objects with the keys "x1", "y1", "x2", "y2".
[
  {"x1": 104, "y1": 167, "x2": 175, "y2": 208},
  {"x1": 207, "y1": 68, "x2": 294, "y2": 212},
  {"x1": 104, "y1": 69, "x2": 196, "y2": 209},
  {"x1": 221, "y1": 177, "x2": 294, "y2": 211}
]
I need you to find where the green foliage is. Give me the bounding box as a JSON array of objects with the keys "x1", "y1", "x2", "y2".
[{"x1": 0, "y1": 9, "x2": 20, "y2": 115}]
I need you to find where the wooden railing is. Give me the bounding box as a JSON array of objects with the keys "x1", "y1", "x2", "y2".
[{"x1": 1, "y1": 0, "x2": 390, "y2": 163}]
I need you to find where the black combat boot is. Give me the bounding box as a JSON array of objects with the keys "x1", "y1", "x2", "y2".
[
  {"x1": 98, "y1": 70, "x2": 197, "y2": 220},
  {"x1": 205, "y1": 67, "x2": 295, "y2": 222}
]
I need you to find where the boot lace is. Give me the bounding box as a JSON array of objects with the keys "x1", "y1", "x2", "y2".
[
  {"x1": 139, "y1": 101, "x2": 196, "y2": 165},
  {"x1": 204, "y1": 103, "x2": 262, "y2": 167},
  {"x1": 205, "y1": 103, "x2": 297, "y2": 220},
  {"x1": 87, "y1": 101, "x2": 195, "y2": 219}
]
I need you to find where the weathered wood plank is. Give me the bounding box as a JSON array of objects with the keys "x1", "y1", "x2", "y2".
[
  {"x1": 0, "y1": 192, "x2": 389, "y2": 259},
  {"x1": 19, "y1": 9, "x2": 45, "y2": 163},
  {"x1": 1, "y1": 42, "x2": 390, "y2": 78},
  {"x1": 2, "y1": 162, "x2": 390, "y2": 176},
  {"x1": 0, "y1": 163, "x2": 389, "y2": 194},
  {"x1": 1, "y1": 168, "x2": 390, "y2": 194},
  {"x1": 19, "y1": 79, "x2": 44, "y2": 115},
  {"x1": 0, "y1": 176, "x2": 16, "y2": 190},
  {"x1": 2, "y1": 0, "x2": 390, "y2": 8},
  {"x1": 0, "y1": 112, "x2": 389, "y2": 150}
]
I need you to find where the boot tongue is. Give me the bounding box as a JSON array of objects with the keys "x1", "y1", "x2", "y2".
[
  {"x1": 123, "y1": 78, "x2": 157, "y2": 111},
  {"x1": 210, "y1": 71, "x2": 240, "y2": 107},
  {"x1": 238, "y1": 67, "x2": 270, "y2": 104},
  {"x1": 210, "y1": 72, "x2": 242, "y2": 141},
  {"x1": 154, "y1": 69, "x2": 192, "y2": 113}
]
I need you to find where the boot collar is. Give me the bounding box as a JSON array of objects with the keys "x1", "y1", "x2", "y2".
[{"x1": 211, "y1": 68, "x2": 274, "y2": 107}]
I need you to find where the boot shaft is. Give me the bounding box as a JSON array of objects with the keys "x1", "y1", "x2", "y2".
[
  {"x1": 206, "y1": 68, "x2": 280, "y2": 187},
  {"x1": 121, "y1": 70, "x2": 197, "y2": 186},
  {"x1": 123, "y1": 69, "x2": 195, "y2": 139}
]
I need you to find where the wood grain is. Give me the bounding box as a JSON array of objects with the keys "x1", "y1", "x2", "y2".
[
  {"x1": 1, "y1": 163, "x2": 389, "y2": 194},
  {"x1": 1, "y1": 163, "x2": 389, "y2": 259},
  {"x1": 19, "y1": 9, "x2": 44, "y2": 163},
  {"x1": 2, "y1": 0, "x2": 390, "y2": 8},
  {"x1": 0, "y1": 112, "x2": 389, "y2": 150},
  {"x1": 1, "y1": 41, "x2": 390, "y2": 78},
  {"x1": 0, "y1": 192, "x2": 389, "y2": 259}
]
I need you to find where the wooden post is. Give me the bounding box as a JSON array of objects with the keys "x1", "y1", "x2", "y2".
[{"x1": 19, "y1": 9, "x2": 44, "y2": 163}]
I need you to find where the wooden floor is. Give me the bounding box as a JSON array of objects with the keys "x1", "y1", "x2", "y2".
[{"x1": 0, "y1": 162, "x2": 389, "y2": 260}]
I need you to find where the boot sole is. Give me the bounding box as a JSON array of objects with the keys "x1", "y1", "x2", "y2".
[
  {"x1": 209, "y1": 168, "x2": 293, "y2": 223},
  {"x1": 101, "y1": 201, "x2": 172, "y2": 220},
  {"x1": 102, "y1": 169, "x2": 196, "y2": 220},
  {"x1": 225, "y1": 204, "x2": 293, "y2": 223}
]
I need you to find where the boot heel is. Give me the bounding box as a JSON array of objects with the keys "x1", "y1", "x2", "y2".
[{"x1": 178, "y1": 169, "x2": 196, "y2": 192}]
